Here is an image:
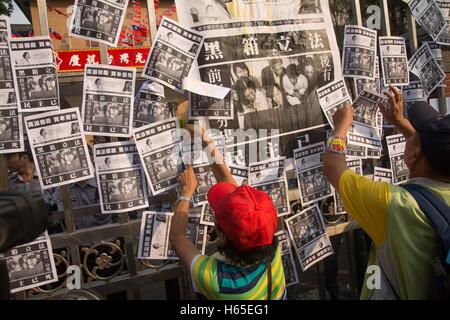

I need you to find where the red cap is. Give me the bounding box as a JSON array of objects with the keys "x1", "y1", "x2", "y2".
[{"x1": 207, "y1": 182, "x2": 278, "y2": 252}]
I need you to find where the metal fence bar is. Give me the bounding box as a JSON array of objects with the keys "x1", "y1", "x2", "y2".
[
  {"x1": 407, "y1": 11, "x2": 418, "y2": 53},
  {"x1": 0, "y1": 157, "x2": 8, "y2": 191},
  {"x1": 380, "y1": 0, "x2": 391, "y2": 37},
  {"x1": 147, "y1": 0, "x2": 157, "y2": 41},
  {"x1": 351, "y1": 0, "x2": 363, "y2": 26}
]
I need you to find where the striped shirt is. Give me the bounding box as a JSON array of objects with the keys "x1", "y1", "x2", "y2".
[{"x1": 190, "y1": 246, "x2": 286, "y2": 300}]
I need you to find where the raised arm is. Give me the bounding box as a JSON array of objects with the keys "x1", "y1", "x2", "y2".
[
  {"x1": 184, "y1": 124, "x2": 237, "y2": 186},
  {"x1": 323, "y1": 104, "x2": 354, "y2": 190},
  {"x1": 380, "y1": 85, "x2": 416, "y2": 139},
  {"x1": 169, "y1": 165, "x2": 200, "y2": 271}
]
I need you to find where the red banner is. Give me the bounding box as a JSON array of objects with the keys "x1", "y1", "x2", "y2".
[{"x1": 55, "y1": 47, "x2": 150, "y2": 73}]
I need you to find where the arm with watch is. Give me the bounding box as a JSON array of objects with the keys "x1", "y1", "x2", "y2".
[{"x1": 169, "y1": 124, "x2": 237, "y2": 272}]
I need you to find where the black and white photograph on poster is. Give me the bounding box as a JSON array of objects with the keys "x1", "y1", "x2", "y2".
[
  {"x1": 0, "y1": 15, "x2": 10, "y2": 46},
  {"x1": 346, "y1": 143, "x2": 366, "y2": 159},
  {"x1": 436, "y1": 1, "x2": 450, "y2": 44},
  {"x1": 9, "y1": 36, "x2": 59, "y2": 112},
  {"x1": 424, "y1": 41, "x2": 446, "y2": 87},
  {"x1": 133, "y1": 117, "x2": 180, "y2": 154},
  {"x1": 403, "y1": 80, "x2": 427, "y2": 110},
  {"x1": 133, "y1": 81, "x2": 172, "y2": 128},
  {"x1": 137, "y1": 211, "x2": 173, "y2": 260},
  {"x1": 229, "y1": 165, "x2": 249, "y2": 186},
  {"x1": 200, "y1": 203, "x2": 215, "y2": 226},
  {"x1": 254, "y1": 179, "x2": 290, "y2": 217},
  {"x1": 342, "y1": 25, "x2": 377, "y2": 79},
  {"x1": 143, "y1": 17, "x2": 204, "y2": 93},
  {"x1": 373, "y1": 166, "x2": 393, "y2": 183},
  {"x1": 69, "y1": 0, "x2": 129, "y2": 47},
  {"x1": 408, "y1": 43, "x2": 445, "y2": 98},
  {"x1": 190, "y1": 92, "x2": 233, "y2": 120},
  {"x1": 0, "y1": 232, "x2": 58, "y2": 293},
  {"x1": 294, "y1": 142, "x2": 332, "y2": 206},
  {"x1": 94, "y1": 141, "x2": 149, "y2": 214},
  {"x1": 134, "y1": 118, "x2": 183, "y2": 194},
  {"x1": 317, "y1": 78, "x2": 352, "y2": 128},
  {"x1": 175, "y1": 0, "x2": 342, "y2": 158},
  {"x1": 409, "y1": 0, "x2": 446, "y2": 41},
  {"x1": 167, "y1": 207, "x2": 207, "y2": 259},
  {"x1": 0, "y1": 109, "x2": 23, "y2": 154},
  {"x1": 24, "y1": 108, "x2": 94, "y2": 189},
  {"x1": 354, "y1": 59, "x2": 380, "y2": 96},
  {"x1": 366, "y1": 111, "x2": 384, "y2": 159},
  {"x1": 348, "y1": 90, "x2": 384, "y2": 149},
  {"x1": 0, "y1": 16, "x2": 23, "y2": 154},
  {"x1": 192, "y1": 164, "x2": 217, "y2": 206},
  {"x1": 139, "y1": 143, "x2": 184, "y2": 195},
  {"x1": 249, "y1": 157, "x2": 285, "y2": 186},
  {"x1": 379, "y1": 37, "x2": 409, "y2": 86},
  {"x1": 285, "y1": 204, "x2": 333, "y2": 271},
  {"x1": 386, "y1": 134, "x2": 410, "y2": 184},
  {"x1": 82, "y1": 64, "x2": 136, "y2": 137},
  {"x1": 274, "y1": 230, "x2": 299, "y2": 287}
]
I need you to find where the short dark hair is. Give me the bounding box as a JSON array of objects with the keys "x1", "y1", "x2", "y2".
[
  {"x1": 215, "y1": 226, "x2": 279, "y2": 266},
  {"x1": 286, "y1": 63, "x2": 298, "y2": 79},
  {"x1": 232, "y1": 62, "x2": 249, "y2": 75}
]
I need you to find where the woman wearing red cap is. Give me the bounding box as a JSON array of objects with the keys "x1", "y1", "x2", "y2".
[{"x1": 169, "y1": 125, "x2": 286, "y2": 300}]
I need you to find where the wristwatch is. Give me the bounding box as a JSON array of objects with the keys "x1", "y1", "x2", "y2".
[{"x1": 177, "y1": 195, "x2": 192, "y2": 203}]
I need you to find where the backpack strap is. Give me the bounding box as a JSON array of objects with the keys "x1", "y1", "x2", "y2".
[
  {"x1": 266, "y1": 258, "x2": 272, "y2": 300},
  {"x1": 402, "y1": 183, "x2": 450, "y2": 299},
  {"x1": 401, "y1": 184, "x2": 450, "y2": 264}
]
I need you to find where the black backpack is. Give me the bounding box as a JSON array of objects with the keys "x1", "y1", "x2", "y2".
[{"x1": 402, "y1": 184, "x2": 450, "y2": 300}]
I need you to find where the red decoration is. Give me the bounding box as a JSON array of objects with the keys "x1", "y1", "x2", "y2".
[{"x1": 56, "y1": 47, "x2": 150, "y2": 72}]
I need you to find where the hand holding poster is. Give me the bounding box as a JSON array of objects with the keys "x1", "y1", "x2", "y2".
[
  {"x1": 317, "y1": 78, "x2": 352, "y2": 128},
  {"x1": 348, "y1": 90, "x2": 384, "y2": 149},
  {"x1": 386, "y1": 134, "x2": 410, "y2": 184},
  {"x1": 94, "y1": 141, "x2": 149, "y2": 214},
  {"x1": 82, "y1": 64, "x2": 136, "y2": 137},
  {"x1": 9, "y1": 36, "x2": 59, "y2": 112},
  {"x1": 285, "y1": 204, "x2": 333, "y2": 271},
  {"x1": 342, "y1": 25, "x2": 377, "y2": 79},
  {"x1": 408, "y1": 43, "x2": 445, "y2": 97},
  {"x1": 143, "y1": 17, "x2": 204, "y2": 93},
  {"x1": 379, "y1": 37, "x2": 410, "y2": 86},
  {"x1": 409, "y1": 0, "x2": 446, "y2": 41},
  {"x1": 69, "y1": 0, "x2": 130, "y2": 47},
  {"x1": 24, "y1": 108, "x2": 94, "y2": 189},
  {"x1": 133, "y1": 118, "x2": 184, "y2": 195},
  {"x1": 294, "y1": 142, "x2": 332, "y2": 206},
  {"x1": 0, "y1": 232, "x2": 58, "y2": 293},
  {"x1": 0, "y1": 15, "x2": 23, "y2": 154}
]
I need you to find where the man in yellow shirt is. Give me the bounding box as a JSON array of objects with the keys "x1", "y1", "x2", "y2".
[{"x1": 323, "y1": 85, "x2": 450, "y2": 299}]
